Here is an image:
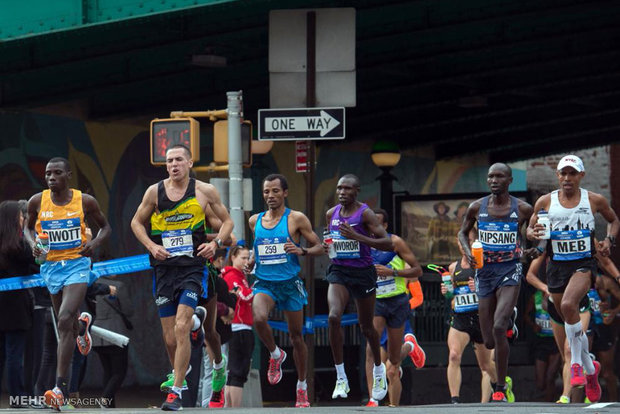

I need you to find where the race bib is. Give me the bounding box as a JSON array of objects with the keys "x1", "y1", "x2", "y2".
[
  {"x1": 535, "y1": 314, "x2": 553, "y2": 336},
  {"x1": 41, "y1": 218, "x2": 82, "y2": 250},
  {"x1": 551, "y1": 229, "x2": 591, "y2": 261},
  {"x1": 332, "y1": 231, "x2": 360, "y2": 259},
  {"x1": 376, "y1": 276, "x2": 396, "y2": 296},
  {"x1": 162, "y1": 229, "x2": 193, "y2": 257},
  {"x1": 479, "y1": 221, "x2": 518, "y2": 251},
  {"x1": 256, "y1": 237, "x2": 287, "y2": 265},
  {"x1": 454, "y1": 292, "x2": 478, "y2": 313}
]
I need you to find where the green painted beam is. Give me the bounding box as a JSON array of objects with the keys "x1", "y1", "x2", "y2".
[{"x1": 0, "y1": 0, "x2": 237, "y2": 40}]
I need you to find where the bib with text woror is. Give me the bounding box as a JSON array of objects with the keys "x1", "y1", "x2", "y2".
[
  {"x1": 161, "y1": 229, "x2": 194, "y2": 257},
  {"x1": 453, "y1": 285, "x2": 478, "y2": 313},
  {"x1": 332, "y1": 231, "x2": 360, "y2": 259},
  {"x1": 550, "y1": 229, "x2": 591, "y2": 261},
  {"x1": 41, "y1": 218, "x2": 82, "y2": 250},
  {"x1": 256, "y1": 237, "x2": 287, "y2": 265}
]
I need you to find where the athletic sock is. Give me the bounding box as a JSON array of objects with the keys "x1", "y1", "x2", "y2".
[
  {"x1": 403, "y1": 341, "x2": 414, "y2": 353},
  {"x1": 565, "y1": 321, "x2": 583, "y2": 366},
  {"x1": 192, "y1": 314, "x2": 201, "y2": 331},
  {"x1": 579, "y1": 333, "x2": 595, "y2": 374},
  {"x1": 56, "y1": 377, "x2": 69, "y2": 397},
  {"x1": 451, "y1": 396, "x2": 460, "y2": 404},
  {"x1": 171, "y1": 386, "x2": 183, "y2": 396},
  {"x1": 270, "y1": 347, "x2": 282, "y2": 360},
  {"x1": 335, "y1": 363, "x2": 346, "y2": 380},
  {"x1": 213, "y1": 359, "x2": 225, "y2": 370},
  {"x1": 297, "y1": 380, "x2": 307, "y2": 391}
]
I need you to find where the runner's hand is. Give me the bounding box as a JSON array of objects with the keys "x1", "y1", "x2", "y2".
[
  {"x1": 148, "y1": 244, "x2": 171, "y2": 261},
  {"x1": 338, "y1": 222, "x2": 357, "y2": 240},
  {"x1": 197, "y1": 241, "x2": 217, "y2": 259},
  {"x1": 284, "y1": 238, "x2": 302, "y2": 255},
  {"x1": 374, "y1": 264, "x2": 392, "y2": 277}
]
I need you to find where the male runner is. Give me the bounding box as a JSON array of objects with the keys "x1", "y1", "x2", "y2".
[
  {"x1": 527, "y1": 155, "x2": 619, "y2": 403},
  {"x1": 249, "y1": 174, "x2": 324, "y2": 408},
  {"x1": 26, "y1": 157, "x2": 111, "y2": 410},
  {"x1": 458, "y1": 163, "x2": 537, "y2": 402},
  {"x1": 131, "y1": 145, "x2": 233, "y2": 411},
  {"x1": 365, "y1": 208, "x2": 423, "y2": 407},
  {"x1": 324, "y1": 174, "x2": 393, "y2": 402}
]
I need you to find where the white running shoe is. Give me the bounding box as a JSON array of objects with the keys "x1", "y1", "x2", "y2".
[
  {"x1": 371, "y1": 363, "x2": 388, "y2": 401},
  {"x1": 332, "y1": 378, "x2": 350, "y2": 399}
]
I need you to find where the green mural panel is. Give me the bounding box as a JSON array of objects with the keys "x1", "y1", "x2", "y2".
[{"x1": 0, "y1": 0, "x2": 237, "y2": 40}]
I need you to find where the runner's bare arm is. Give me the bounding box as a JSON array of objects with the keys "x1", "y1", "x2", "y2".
[
  {"x1": 286, "y1": 211, "x2": 324, "y2": 256},
  {"x1": 196, "y1": 182, "x2": 233, "y2": 259},
  {"x1": 392, "y1": 235, "x2": 422, "y2": 281},
  {"x1": 527, "y1": 195, "x2": 551, "y2": 241},
  {"x1": 339, "y1": 208, "x2": 392, "y2": 251},
  {"x1": 458, "y1": 200, "x2": 481, "y2": 265},
  {"x1": 80, "y1": 194, "x2": 112, "y2": 256},
  {"x1": 591, "y1": 192, "x2": 620, "y2": 257},
  {"x1": 25, "y1": 193, "x2": 42, "y2": 252},
  {"x1": 131, "y1": 185, "x2": 170, "y2": 260}
]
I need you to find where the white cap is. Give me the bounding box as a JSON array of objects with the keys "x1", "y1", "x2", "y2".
[{"x1": 557, "y1": 155, "x2": 584, "y2": 172}]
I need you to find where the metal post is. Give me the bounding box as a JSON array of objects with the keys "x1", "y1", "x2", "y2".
[
  {"x1": 304, "y1": 10, "x2": 317, "y2": 403},
  {"x1": 227, "y1": 91, "x2": 245, "y2": 241}
]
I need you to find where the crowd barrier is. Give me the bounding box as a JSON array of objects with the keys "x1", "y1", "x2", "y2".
[{"x1": 0, "y1": 254, "x2": 359, "y2": 333}]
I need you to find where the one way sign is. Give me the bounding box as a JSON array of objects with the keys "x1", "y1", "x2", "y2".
[{"x1": 258, "y1": 107, "x2": 345, "y2": 141}]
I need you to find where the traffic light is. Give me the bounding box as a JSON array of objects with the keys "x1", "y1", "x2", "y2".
[
  {"x1": 150, "y1": 117, "x2": 200, "y2": 165},
  {"x1": 213, "y1": 120, "x2": 253, "y2": 167}
]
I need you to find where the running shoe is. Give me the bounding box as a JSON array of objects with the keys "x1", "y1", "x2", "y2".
[
  {"x1": 332, "y1": 378, "x2": 350, "y2": 399},
  {"x1": 212, "y1": 355, "x2": 227, "y2": 392},
  {"x1": 208, "y1": 390, "x2": 225, "y2": 408},
  {"x1": 44, "y1": 387, "x2": 64, "y2": 411},
  {"x1": 371, "y1": 363, "x2": 388, "y2": 401},
  {"x1": 76, "y1": 312, "x2": 92, "y2": 356},
  {"x1": 585, "y1": 360, "x2": 601, "y2": 403},
  {"x1": 506, "y1": 307, "x2": 518, "y2": 341},
  {"x1": 267, "y1": 349, "x2": 287, "y2": 385},
  {"x1": 404, "y1": 333, "x2": 426, "y2": 369},
  {"x1": 570, "y1": 363, "x2": 586, "y2": 387},
  {"x1": 190, "y1": 306, "x2": 206, "y2": 347},
  {"x1": 365, "y1": 399, "x2": 378, "y2": 407},
  {"x1": 505, "y1": 376, "x2": 515, "y2": 403},
  {"x1": 295, "y1": 388, "x2": 310, "y2": 408},
  {"x1": 160, "y1": 372, "x2": 188, "y2": 393},
  {"x1": 556, "y1": 395, "x2": 569, "y2": 404},
  {"x1": 161, "y1": 391, "x2": 182, "y2": 411},
  {"x1": 491, "y1": 391, "x2": 507, "y2": 402}
]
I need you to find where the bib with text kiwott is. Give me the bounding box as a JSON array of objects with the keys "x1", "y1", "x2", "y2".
[{"x1": 41, "y1": 218, "x2": 82, "y2": 250}]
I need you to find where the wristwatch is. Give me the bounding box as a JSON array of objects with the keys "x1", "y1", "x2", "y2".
[
  {"x1": 213, "y1": 238, "x2": 223, "y2": 248},
  {"x1": 300, "y1": 247, "x2": 307, "y2": 256},
  {"x1": 606, "y1": 235, "x2": 616, "y2": 247}
]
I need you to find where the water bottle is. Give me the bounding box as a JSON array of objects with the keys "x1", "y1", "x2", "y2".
[
  {"x1": 441, "y1": 272, "x2": 453, "y2": 294},
  {"x1": 323, "y1": 229, "x2": 337, "y2": 259},
  {"x1": 472, "y1": 240, "x2": 484, "y2": 269},
  {"x1": 537, "y1": 210, "x2": 551, "y2": 240},
  {"x1": 35, "y1": 233, "x2": 50, "y2": 265}
]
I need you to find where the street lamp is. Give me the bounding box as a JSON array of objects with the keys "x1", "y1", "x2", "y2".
[{"x1": 371, "y1": 140, "x2": 401, "y2": 232}]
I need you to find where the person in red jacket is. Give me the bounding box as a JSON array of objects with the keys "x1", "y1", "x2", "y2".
[{"x1": 221, "y1": 245, "x2": 253, "y2": 407}]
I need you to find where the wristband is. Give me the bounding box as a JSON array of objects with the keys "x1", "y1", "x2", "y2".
[
  {"x1": 300, "y1": 247, "x2": 307, "y2": 256},
  {"x1": 606, "y1": 235, "x2": 616, "y2": 247},
  {"x1": 393, "y1": 269, "x2": 398, "y2": 277}
]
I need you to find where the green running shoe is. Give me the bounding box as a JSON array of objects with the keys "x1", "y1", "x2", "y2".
[
  {"x1": 212, "y1": 355, "x2": 228, "y2": 392},
  {"x1": 505, "y1": 376, "x2": 515, "y2": 403},
  {"x1": 160, "y1": 372, "x2": 188, "y2": 393}
]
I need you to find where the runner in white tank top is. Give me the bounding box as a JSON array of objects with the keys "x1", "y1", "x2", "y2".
[{"x1": 527, "y1": 154, "x2": 620, "y2": 403}]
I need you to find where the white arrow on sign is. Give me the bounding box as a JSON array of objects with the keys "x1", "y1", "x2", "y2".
[{"x1": 265, "y1": 110, "x2": 340, "y2": 137}]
